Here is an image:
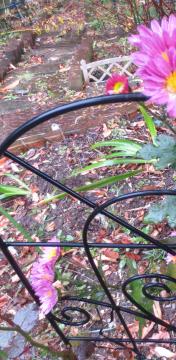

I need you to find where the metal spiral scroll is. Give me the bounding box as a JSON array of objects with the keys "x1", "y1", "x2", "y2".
[
  {"x1": 0, "y1": 93, "x2": 176, "y2": 359},
  {"x1": 52, "y1": 306, "x2": 91, "y2": 326},
  {"x1": 82, "y1": 192, "x2": 176, "y2": 357}
]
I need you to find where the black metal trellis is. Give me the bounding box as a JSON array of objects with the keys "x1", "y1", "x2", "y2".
[{"x1": 0, "y1": 93, "x2": 176, "y2": 359}]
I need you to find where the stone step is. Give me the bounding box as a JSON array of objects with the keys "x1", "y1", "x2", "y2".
[
  {"x1": 0, "y1": 99, "x2": 32, "y2": 116},
  {"x1": 0, "y1": 102, "x2": 137, "y2": 152},
  {"x1": 30, "y1": 46, "x2": 76, "y2": 62}
]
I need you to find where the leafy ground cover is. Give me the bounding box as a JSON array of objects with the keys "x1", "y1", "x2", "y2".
[{"x1": 1, "y1": 110, "x2": 176, "y2": 359}]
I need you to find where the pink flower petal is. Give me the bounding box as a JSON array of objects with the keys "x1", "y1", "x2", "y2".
[{"x1": 151, "y1": 19, "x2": 162, "y2": 35}]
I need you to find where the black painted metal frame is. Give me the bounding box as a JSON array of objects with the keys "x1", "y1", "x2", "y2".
[{"x1": 0, "y1": 93, "x2": 176, "y2": 359}]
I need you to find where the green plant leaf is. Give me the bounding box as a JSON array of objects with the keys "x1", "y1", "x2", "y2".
[
  {"x1": 74, "y1": 170, "x2": 141, "y2": 191},
  {"x1": 0, "y1": 185, "x2": 29, "y2": 198},
  {"x1": 0, "y1": 350, "x2": 8, "y2": 359},
  {"x1": 130, "y1": 279, "x2": 146, "y2": 337},
  {"x1": 104, "y1": 151, "x2": 140, "y2": 159},
  {"x1": 138, "y1": 105, "x2": 157, "y2": 145},
  {"x1": 0, "y1": 206, "x2": 33, "y2": 242},
  {"x1": 73, "y1": 158, "x2": 154, "y2": 176},
  {"x1": 127, "y1": 259, "x2": 153, "y2": 337},
  {"x1": 144, "y1": 196, "x2": 176, "y2": 228},
  {"x1": 92, "y1": 139, "x2": 142, "y2": 153},
  {"x1": 166, "y1": 262, "x2": 176, "y2": 291},
  {"x1": 4, "y1": 173, "x2": 30, "y2": 191},
  {"x1": 41, "y1": 170, "x2": 141, "y2": 204},
  {"x1": 138, "y1": 134, "x2": 176, "y2": 169},
  {"x1": 131, "y1": 280, "x2": 153, "y2": 337}
]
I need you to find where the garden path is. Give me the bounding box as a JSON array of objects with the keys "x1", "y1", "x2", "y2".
[{"x1": 0, "y1": 30, "x2": 137, "y2": 153}]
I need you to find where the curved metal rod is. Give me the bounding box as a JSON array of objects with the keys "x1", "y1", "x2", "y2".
[
  {"x1": 4, "y1": 150, "x2": 176, "y2": 255},
  {"x1": 68, "y1": 336, "x2": 176, "y2": 345},
  {"x1": 53, "y1": 306, "x2": 91, "y2": 326},
  {"x1": 60, "y1": 296, "x2": 162, "y2": 321},
  {"x1": 122, "y1": 274, "x2": 176, "y2": 330},
  {"x1": 0, "y1": 93, "x2": 148, "y2": 154},
  {"x1": 82, "y1": 192, "x2": 176, "y2": 354},
  {"x1": 82, "y1": 204, "x2": 176, "y2": 339},
  {"x1": 82, "y1": 212, "x2": 143, "y2": 356},
  {"x1": 81, "y1": 190, "x2": 176, "y2": 255}
]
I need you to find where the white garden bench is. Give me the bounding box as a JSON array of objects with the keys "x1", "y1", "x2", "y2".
[{"x1": 80, "y1": 56, "x2": 137, "y2": 84}]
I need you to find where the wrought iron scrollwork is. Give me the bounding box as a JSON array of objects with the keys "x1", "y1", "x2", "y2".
[
  {"x1": 0, "y1": 93, "x2": 176, "y2": 359},
  {"x1": 53, "y1": 306, "x2": 91, "y2": 326}
]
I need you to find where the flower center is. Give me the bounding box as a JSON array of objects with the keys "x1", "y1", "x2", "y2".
[
  {"x1": 42, "y1": 274, "x2": 53, "y2": 281},
  {"x1": 47, "y1": 248, "x2": 57, "y2": 260},
  {"x1": 113, "y1": 82, "x2": 123, "y2": 93},
  {"x1": 47, "y1": 290, "x2": 52, "y2": 297},
  {"x1": 161, "y1": 51, "x2": 169, "y2": 62},
  {"x1": 166, "y1": 71, "x2": 176, "y2": 93}
]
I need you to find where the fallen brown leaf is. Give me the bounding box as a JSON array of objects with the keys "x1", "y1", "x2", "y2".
[
  {"x1": 101, "y1": 249, "x2": 119, "y2": 262},
  {"x1": 0, "y1": 294, "x2": 11, "y2": 308},
  {"x1": 102, "y1": 123, "x2": 111, "y2": 137}
]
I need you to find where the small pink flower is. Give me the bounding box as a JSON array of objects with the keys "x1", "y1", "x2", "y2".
[
  {"x1": 30, "y1": 236, "x2": 61, "y2": 315},
  {"x1": 106, "y1": 74, "x2": 129, "y2": 95},
  {"x1": 40, "y1": 236, "x2": 60, "y2": 265}
]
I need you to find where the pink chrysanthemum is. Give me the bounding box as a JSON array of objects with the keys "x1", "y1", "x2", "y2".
[
  {"x1": 129, "y1": 14, "x2": 176, "y2": 67},
  {"x1": 139, "y1": 48, "x2": 176, "y2": 117},
  {"x1": 40, "y1": 236, "x2": 60, "y2": 265},
  {"x1": 30, "y1": 262, "x2": 54, "y2": 293},
  {"x1": 31, "y1": 261, "x2": 58, "y2": 315},
  {"x1": 106, "y1": 74, "x2": 129, "y2": 95},
  {"x1": 37, "y1": 283, "x2": 58, "y2": 316},
  {"x1": 129, "y1": 14, "x2": 176, "y2": 117},
  {"x1": 30, "y1": 236, "x2": 60, "y2": 315}
]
